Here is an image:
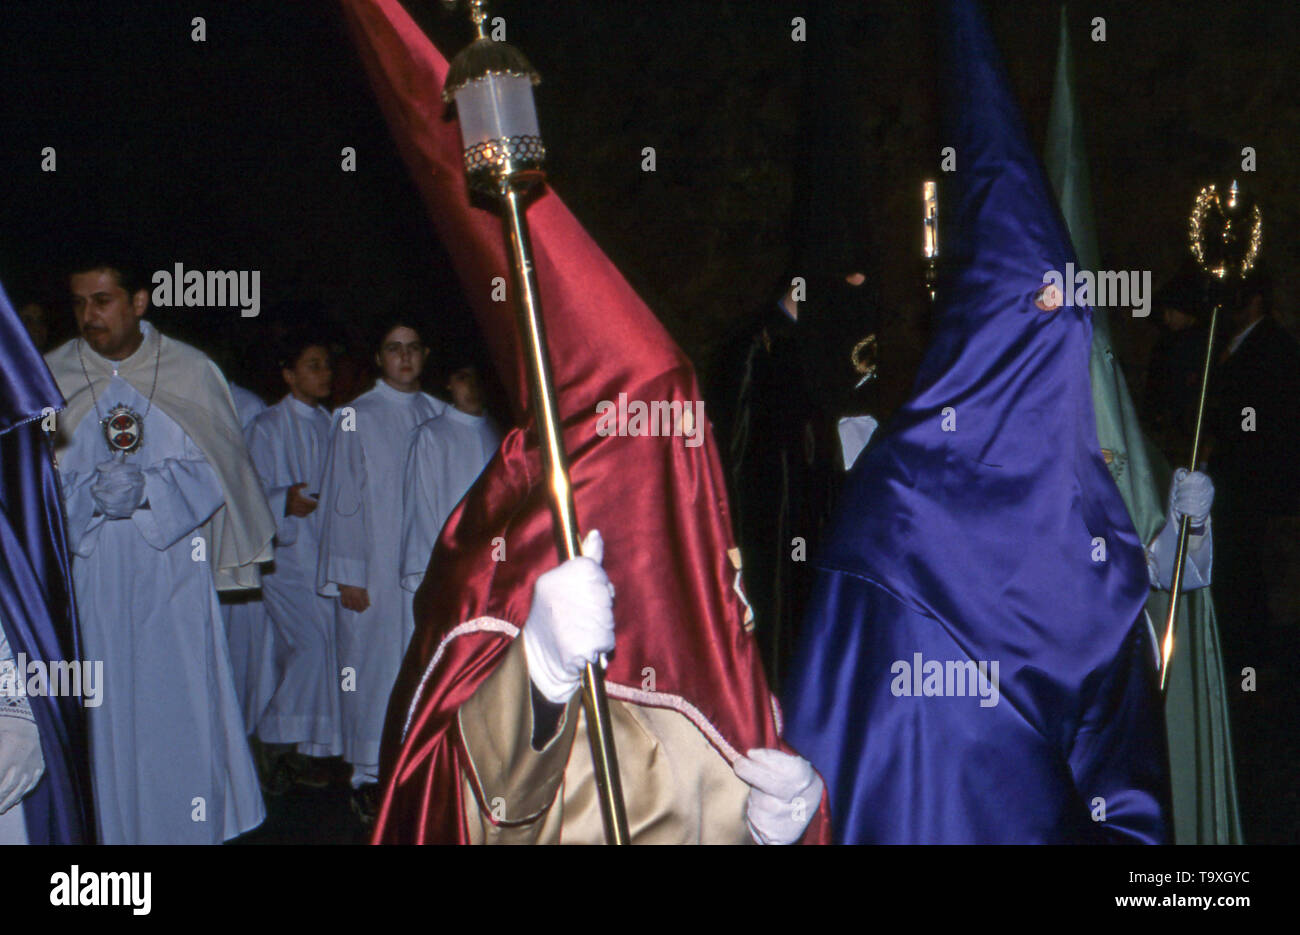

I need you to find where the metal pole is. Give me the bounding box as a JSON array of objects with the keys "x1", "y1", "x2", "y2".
[
  {"x1": 500, "y1": 184, "x2": 631, "y2": 843},
  {"x1": 1159, "y1": 302, "x2": 1220, "y2": 692}
]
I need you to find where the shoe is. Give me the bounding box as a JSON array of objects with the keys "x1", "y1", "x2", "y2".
[
  {"x1": 285, "y1": 753, "x2": 335, "y2": 789},
  {"x1": 253, "y1": 738, "x2": 292, "y2": 797},
  {"x1": 350, "y1": 783, "x2": 380, "y2": 825}
]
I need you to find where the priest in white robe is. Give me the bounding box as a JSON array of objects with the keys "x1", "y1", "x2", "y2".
[
  {"x1": 316, "y1": 321, "x2": 443, "y2": 810},
  {"x1": 400, "y1": 363, "x2": 500, "y2": 592},
  {"x1": 45, "y1": 262, "x2": 275, "y2": 844},
  {"x1": 246, "y1": 339, "x2": 342, "y2": 769}
]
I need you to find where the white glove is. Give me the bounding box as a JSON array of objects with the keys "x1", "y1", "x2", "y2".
[
  {"x1": 522, "y1": 529, "x2": 616, "y2": 704},
  {"x1": 0, "y1": 717, "x2": 44, "y2": 814},
  {"x1": 837, "y1": 415, "x2": 879, "y2": 472},
  {"x1": 733, "y1": 747, "x2": 823, "y2": 845},
  {"x1": 91, "y1": 459, "x2": 146, "y2": 519},
  {"x1": 1168, "y1": 468, "x2": 1213, "y2": 527},
  {"x1": 1148, "y1": 468, "x2": 1215, "y2": 591}
]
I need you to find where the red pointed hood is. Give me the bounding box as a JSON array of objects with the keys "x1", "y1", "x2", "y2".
[{"x1": 341, "y1": 0, "x2": 828, "y2": 844}]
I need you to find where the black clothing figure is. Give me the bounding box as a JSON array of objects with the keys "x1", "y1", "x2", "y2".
[
  {"x1": 716, "y1": 279, "x2": 878, "y2": 689},
  {"x1": 1204, "y1": 279, "x2": 1300, "y2": 840},
  {"x1": 1145, "y1": 324, "x2": 1206, "y2": 461},
  {"x1": 1208, "y1": 311, "x2": 1300, "y2": 650},
  {"x1": 708, "y1": 1, "x2": 884, "y2": 689},
  {"x1": 1145, "y1": 270, "x2": 1210, "y2": 465}
]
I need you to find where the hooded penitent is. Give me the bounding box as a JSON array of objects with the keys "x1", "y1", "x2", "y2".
[
  {"x1": 782, "y1": 0, "x2": 1169, "y2": 843},
  {"x1": 1045, "y1": 5, "x2": 1241, "y2": 844},
  {"x1": 339, "y1": 0, "x2": 829, "y2": 844},
  {"x1": 0, "y1": 280, "x2": 95, "y2": 844}
]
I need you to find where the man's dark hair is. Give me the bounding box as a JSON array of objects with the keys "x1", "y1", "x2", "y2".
[{"x1": 69, "y1": 258, "x2": 146, "y2": 296}]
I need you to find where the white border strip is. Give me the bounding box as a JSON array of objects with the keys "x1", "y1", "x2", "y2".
[
  {"x1": 402, "y1": 618, "x2": 774, "y2": 770},
  {"x1": 402, "y1": 617, "x2": 519, "y2": 739},
  {"x1": 604, "y1": 683, "x2": 742, "y2": 765}
]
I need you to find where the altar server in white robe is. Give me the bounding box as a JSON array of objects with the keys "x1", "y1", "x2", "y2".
[
  {"x1": 221, "y1": 382, "x2": 277, "y2": 736},
  {"x1": 400, "y1": 362, "x2": 500, "y2": 592},
  {"x1": 44, "y1": 261, "x2": 275, "y2": 844},
  {"x1": 0, "y1": 622, "x2": 41, "y2": 846},
  {"x1": 246, "y1": 337, "x2": 342, "y2": 774},
  {"x1": 229, "y1": 384, "x2": 267, "y2": 428},
  {"x1": 316, "y1": 320, "x2": 444, "y2": 803}
]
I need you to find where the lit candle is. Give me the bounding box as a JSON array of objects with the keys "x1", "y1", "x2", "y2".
[{"x1": 923, "y1": 180, "x2": 939, "y2": 259}]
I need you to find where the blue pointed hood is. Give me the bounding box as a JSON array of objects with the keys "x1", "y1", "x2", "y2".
[
  {"x1": 0, "y1": 281, "x2": 93, "y2": 843},
  {"x1": 911, "y1": 0, "x2": 1088, "y2": 453},
  {"x1": 817, "y1": 0, "x2": 1147, "y2": 673},
  {"x1": 0, "y1": 285, "x2": 63, "y2": 433}
]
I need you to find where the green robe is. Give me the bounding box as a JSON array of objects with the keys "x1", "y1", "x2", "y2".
[{"x1": 1046, "y1": 5, "x2": 1241, "y2": 843}]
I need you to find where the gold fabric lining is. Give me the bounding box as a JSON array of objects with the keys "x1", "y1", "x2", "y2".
[{"x1": 460, "y1": 637, "x2": 753, "y2": 844}]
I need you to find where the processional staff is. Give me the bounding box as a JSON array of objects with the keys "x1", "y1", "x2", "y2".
[
  {"x1": 441, "y1": 0, "x2": 631, "y2": 843},
  {"x1": 1159, "y1": 180, "x2": 1262, "y2": 691}
]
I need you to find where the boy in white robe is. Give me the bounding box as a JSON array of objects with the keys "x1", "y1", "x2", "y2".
[
  {"x1": 0, "y1": 622, "x2": 42, "y2": 845},
  {"x1": 316, "y1": 320, "x2": 444, "y2": 818},
  {"x1": 44, "y1": 261, "x2": 274, "y2": 843},
  {"x1": 246, "y1": 338, "x2": 343, "y2": 784},
  {"x1": 400, "y1": 362, "x2": 500, "y2": 593},
  {"x1": 221, "y1": 383, "x2": 277, "y2": 738}
]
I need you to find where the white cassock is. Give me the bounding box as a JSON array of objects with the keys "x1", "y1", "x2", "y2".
[
  {"x1": 0, "y1": 624, "x2": 31, "y2": 845},
  {"x1": 229, "y1": 384, "x2": 267, "y2": 428},
  {"x1": 221, "y1": 384, "x2": 277, "y2": 736},
  {"x1": 57, "y1": 377, "x2": 265, "y2": 843},
  {"x1": 246, "y1": 396, "x2": 342, "y2": 756},
  {"x1": 400, "y1": 407, "x2": 500, "y2": 592},
  {"x1": 316, "y1": 380, "x2": 445, "y2": 780}
]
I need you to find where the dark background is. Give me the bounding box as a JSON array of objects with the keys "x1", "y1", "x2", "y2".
[
  {"x1": 3, "y1": 0, "x2": 1296, "y2": 407},
  {"x1": 1, "y1": 0, "x2": 1295, "y2": 843}
]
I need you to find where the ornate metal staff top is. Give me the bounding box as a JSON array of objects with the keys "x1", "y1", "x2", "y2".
[
  {"x1": 442, "y1": 0, "x2": 630, "y2": 843},
  {"x1": 1189, "y1": 180, "x2": 1262, "y2": 281},
  {"x1": 443, "y1": 1, "x2": 546, "y2": 193},
  {"x1": 1159, "y1": 180, "x2": 1262, "y2": 691}
]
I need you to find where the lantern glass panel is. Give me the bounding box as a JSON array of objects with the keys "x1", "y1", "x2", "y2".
[{"x1": 454, "y1": 74, "x2": 540, "y2": 149}]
